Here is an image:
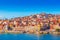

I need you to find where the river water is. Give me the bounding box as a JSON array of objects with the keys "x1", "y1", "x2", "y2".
[{"x1": 0, "y1": 33, "x2": 60, "y2": 40}]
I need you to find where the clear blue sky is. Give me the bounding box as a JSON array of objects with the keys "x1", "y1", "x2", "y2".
[{"x1": 0, "y1": 0, "x2": 60, "y2": 18}]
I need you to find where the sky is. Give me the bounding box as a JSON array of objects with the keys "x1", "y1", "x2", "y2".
[{"x1": 0, "y1": 0, "x2": 60, "y2": 18}]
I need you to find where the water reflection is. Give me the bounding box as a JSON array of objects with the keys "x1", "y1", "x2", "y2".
[{"x1": 0, "y1": 34, "x2": 60, "y2": 40}]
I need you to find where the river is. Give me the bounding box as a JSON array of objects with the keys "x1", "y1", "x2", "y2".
[{"x1": 0, "y1": 33, "x2": 60, "y2": 40}]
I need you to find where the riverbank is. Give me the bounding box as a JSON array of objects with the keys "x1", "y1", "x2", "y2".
[{"x1": 0, "y1": 30, "x2": 60, "y2": 35}]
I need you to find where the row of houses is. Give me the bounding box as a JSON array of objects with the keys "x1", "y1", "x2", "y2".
[{"x1": 0, "y1": 13, "x2": 60, "y2": 33}]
